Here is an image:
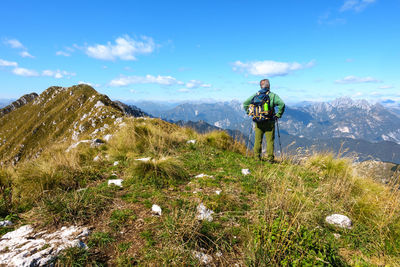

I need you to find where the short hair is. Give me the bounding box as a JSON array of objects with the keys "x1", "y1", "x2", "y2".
[{"x1": 260, "y1": 79, "x2": 270, "y2": 89}]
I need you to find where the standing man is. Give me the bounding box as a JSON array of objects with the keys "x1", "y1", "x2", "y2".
[{"x1": 243, "y1": 79, "x2": 285, "y2": 162}]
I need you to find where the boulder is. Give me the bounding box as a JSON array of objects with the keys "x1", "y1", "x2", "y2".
[
  {"x1": 325, "y1": 214, "x2": 352, "y2": 229},
  {"x1": 197, "y1": 203, "x2": 214, "y2": 222},
  {"x1": 151, "y1": 204, "x2": 162, "y2": 216},
  {"x1": 241, "y1": 169, "x2": 251, "y2": 175},
  {"x1": 0, "y1": 220, "x2": 12, "y2": 227},
  {"x1": 108, "y1": 179, "x2": 123, "y2": 187}
]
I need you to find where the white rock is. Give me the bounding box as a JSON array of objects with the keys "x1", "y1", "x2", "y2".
[
  {"x1": 94, "y1": 101, "x2": 105, "y2": 108},
  {"x1": 108, "y1": 179, "x2": 123, "y2": 187},
  {"x1": 197, "y1": 203, "x2": 214, "y2": 222},
  {"x1": 193, "y1": 251, "x2": 213, "y2": 265},
  {"x1": 325, "y1": 214, "x2": 352, "y2": 229},
  {"x1": 0, "y1": 225, "x2": 89, "y2": 266},
  {"x1": 66, "y1": 140, "x2": 91, "y2": 152},
  {"x1": 333, "y1": 233, "x2": 341, "y2": 239},
  {"x1": 135, "y1": 157, "x2": 151, "y2": 162},
  {"x1": 195, "y1": 173, "x2": 214, "y2": 179},
  {"x1": 187, "y1": 139, "x2": 197, "y2": 144},
  {"x1": 0, "y1": 220, "x2": 13, "y2": 227},
  {"x1": 113, "y1": 161, "x2": 119, "y2": 166},
  {"x1": 103, "y1": 134, "x2": 113, "y2": 142},
  {"x1": 215, "y1": 190, "x2": 221, "y2": 195},
  {"x1": 93, "y1": 155, "x2": 101, "y2": 162},
  {"x1": 151, "y1": 204, "x2": 162, "y2": 216},
  {"x1": 241, "y1": 169, "x2": 251, "y2": 175}
]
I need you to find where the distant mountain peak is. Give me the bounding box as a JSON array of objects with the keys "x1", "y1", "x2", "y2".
[{"x1": 0, "y1": 92, "x2": 38, "y2": 118}]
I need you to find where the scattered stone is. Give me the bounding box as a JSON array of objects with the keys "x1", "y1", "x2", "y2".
[
  {"x1": 194, "y1": 174, "x2": 214, "y2": 179},
  {"x1": 103, "y1": 134, "x2": 113, "y2": 142},
  {"x1": 0, "y1": 225, "x2": 89, "y2": 266},
  {"x1": 215, "y1": 190, "x2": 221, "y2": 195},
  {"x1": 333, "y1": 233, "x2": 341, "y2": 239},
  {"x1": 215, "y1": 251, "x2": 223, "y2": 257},
  {"x1": 66, "y1": 140, "x2": 91, "y2": 152},
  {"x1": 241, "y1": 169, "x2": 251, "y2": 175},
  {"x1": 135, "y1": 157, "x2": 151, "y2": 162},
  {"x1": 94, "y1": 101, "x2": 105, "y2": 108},
  {"x1": 0, "y1": 220, "x2": 12, "y2": 227},
  {"x1": 77, "y1": 188, "x2": 87, "y2": 192},
  {"x1": 93, "y1": 155, "x2": 101, "y2": 162},
  {"x1": 325, "y1": 214, "x2": 352, "y2": 229},
  {"x1": 108, "y1": 179, "x2": 123, "y2": 187},
  {"x1": 91, "y1": 138, "x2": 105, "y2": 147},
  {"x1": 187, "y1": 139, "x2": 197, "y2": 144},
  {"x1": 151, "y1": 204, "x2": 162, "y2": 216},
  {"x1": 113, "y1": 161, "x2": 119, "y2": 166},
  {"x1": 197, "y1": 203, "x2": 214, "y2": 222},
  {"x1": 193, "y1": 251, "x2": 213, "y2": 265}
]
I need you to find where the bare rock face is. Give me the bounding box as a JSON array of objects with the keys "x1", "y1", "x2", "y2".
[
  {"x1": 0, "y1": 93, "x2": 38, "y2": 118},
  {"x1": 0, "y1": 225, "x2": 89, "y2": 266}
]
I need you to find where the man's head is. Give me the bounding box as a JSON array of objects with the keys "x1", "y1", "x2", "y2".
[{"x1": 260, "y1": 79, "x2": 270, "y2": 90}]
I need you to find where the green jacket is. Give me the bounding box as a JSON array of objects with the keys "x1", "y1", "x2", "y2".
[{"x1": 243, "y1": 91, "x2": 285, "y2": 118}]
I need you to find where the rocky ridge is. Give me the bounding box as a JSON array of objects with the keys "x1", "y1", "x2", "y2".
[
  {"x1": 0, "y1": 93, "x2": 38, "y2": 118},
  {"x1": 0, "y1": 84, "x2": 144, "y2": 165}
]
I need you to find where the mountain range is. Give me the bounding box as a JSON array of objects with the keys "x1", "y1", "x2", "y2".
[{"x1": 132, "y1": 98, "x2": 400, "y2": 164}]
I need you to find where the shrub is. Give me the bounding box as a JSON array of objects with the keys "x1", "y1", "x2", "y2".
[
  {"x1": 0, "y1": 169, "x2": 12, "y2": 217},
  {"x1": 128, "y1": 157, "x2": 188, "y2": 188},
  {"x1": 200, "y1": 130, "x2": 247, "y2": 154},
  {"x1": 247, "y1": 216, "x2": 346, "y2": 266},
  {"x1": 38, "y1": 184, "x2": 116, "y2": 226},
  {"x1": 109, "y1": 118, "x2": 190, "y2": 159}
]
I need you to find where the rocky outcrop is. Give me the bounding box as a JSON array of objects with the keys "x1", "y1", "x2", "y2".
[
  {"x1": 113, "y1": 100, "x2": 148, "y2": 117},
  {"x1": 0, "y1": 93, "x2": 38, "y2": 118},
  {"x1": 0, "y1": 225, "x2": 89, "y2": 266}
]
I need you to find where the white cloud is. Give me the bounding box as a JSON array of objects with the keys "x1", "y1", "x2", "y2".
[
  {"x1": 4, "y1": 38, "x2": 24, "y2": 49},
  {"x1": 4, "y1": 38, "x2": 35, "y2": 58},
  {"x1": 335, "y1": 75, "x2": 382, "y2": 84},
  {"x1": 340, "y1": 0, "x2": 376, "y2": 12},
  {"x1": 233, "y1": 60, "x2": 315, "y2": 77},
  {"x1": 56, "y1": 51, "x2": 71, "y2": 57},
  {"x1": 86, "y1": 35, "x2": 155, "y2": 61},
  {"x1": 379, "y1": 85, "x2": 394, "y2": 89},
  {"x1": 20, "y1": 51, "x2": 34, "y2": 58},
  {"x1": 178, "y1": 88, "x2": 190, "y2": 93},
  {"x1": 185, "y1": 80, "x2": 211, "y2": 89},
  {"x1": 78, "y1": 81, "x2": 100, "y2": 87},
  {"x1": 42, "y1": 70, "x2": 76, "y2": 79},
  {"x1": 109, "y1": 74, "x2": 179, "y2": 87},
  {"x1": 0, "y1": 59, "x2": 18, "y2": 67},
  {"x1": 318, "y1": 11, "x2": 346, "y2": 25},
  {"x1": 12, "y1": 67, "x2": 39, "y2": 77}
]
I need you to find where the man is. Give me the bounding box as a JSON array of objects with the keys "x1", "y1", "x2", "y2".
[{"x1": 243, "y1": 79, "x2": 285, "y2": 162}]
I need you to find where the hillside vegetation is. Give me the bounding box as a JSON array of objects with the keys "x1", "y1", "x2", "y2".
[
  {"x1": 0, "y1": 85, "x2": 399, "y2": 266},
  {"x1": 0, "y1": 85, "x2": 124, "y2": 165}
]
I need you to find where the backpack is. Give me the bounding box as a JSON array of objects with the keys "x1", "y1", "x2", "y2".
[{"x1": 248, "y1": 89, "x2": 274, "y2": 122}]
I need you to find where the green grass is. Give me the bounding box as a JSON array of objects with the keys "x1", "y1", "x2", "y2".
[{"x1": 1, "y1": 116, "x2": 399, "y2": 266}]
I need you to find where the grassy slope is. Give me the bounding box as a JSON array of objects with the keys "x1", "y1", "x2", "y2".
[
  {"x1": 0, "y1": 117, "x2": 399, "y2": 266},
  {"x1": 0, "y1": 84, "x2": 124, "y2": 165}
]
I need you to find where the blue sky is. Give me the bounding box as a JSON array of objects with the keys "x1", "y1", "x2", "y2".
[{"x1": 0, "y1": 0, "x2": 399, "y2": 104}]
